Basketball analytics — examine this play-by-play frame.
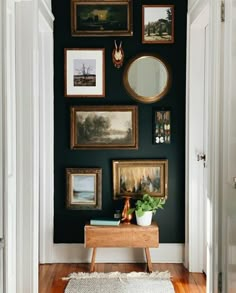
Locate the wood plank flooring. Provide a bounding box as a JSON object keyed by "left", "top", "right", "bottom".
{"left": 39, "top": 263, "right": 206, "bottom": 293}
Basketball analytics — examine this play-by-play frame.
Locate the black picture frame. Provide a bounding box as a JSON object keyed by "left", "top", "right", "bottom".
{"left": 153, "top": 109, "right": 171, "bottom": 144}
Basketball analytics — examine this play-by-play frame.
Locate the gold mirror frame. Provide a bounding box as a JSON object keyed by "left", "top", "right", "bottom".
{"left": 123, "top": 53, "right": 171, "bottom": 103}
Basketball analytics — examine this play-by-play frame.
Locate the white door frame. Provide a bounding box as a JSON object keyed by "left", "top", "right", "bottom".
{"left": 15, "top": 1, "right": 54, "bottom": 291}
{"left": 1, "top": 0, "right": 17, "bottom": 292}
{"left": 185, "top": 1, "right": 209, "bottom": 273}
{"left": 0, "top": 0, "right": 4, "bottom": 291}
{"left": 1, "top": 0, "right": 54, "bottom": 292}
{"left": 220, "top": 0, "right": 236, "bottom": 290}
{"left": 186, "top": 0, "right": 222, "bottom": 291}
{"left": 38, "top": 1, "right": 54, "bottom": 265}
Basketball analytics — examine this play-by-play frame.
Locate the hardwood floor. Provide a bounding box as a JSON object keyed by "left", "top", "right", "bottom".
{"left": 39, "top": 263, "right": 206, "bottom": 293}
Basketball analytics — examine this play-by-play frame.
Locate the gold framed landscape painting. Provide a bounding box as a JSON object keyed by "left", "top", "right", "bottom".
{"left": 142, "top": 5, "right": 174, "bottom": 44}
{"left": 66, "top": 168, "right": 102, "bottom": 210}
{"left": 64, "top": 48, "right": 105, "bottom": 97}
{"left": 112, "top": 159, "right": 168, "bottom": 199}
{"left": 70, "top": 105, "right": 138, "bottom": 149}
{"left": 71, "top": 0, "right": 133, "bottom": 36}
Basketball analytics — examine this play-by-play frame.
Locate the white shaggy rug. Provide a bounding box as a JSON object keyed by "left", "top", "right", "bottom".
{"left": 63, "top": 271, "right": 175, "bottom": 293}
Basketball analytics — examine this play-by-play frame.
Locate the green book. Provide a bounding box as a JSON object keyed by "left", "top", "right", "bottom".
{"left": 90, "top": 218, "right": 120, "bottom": 226}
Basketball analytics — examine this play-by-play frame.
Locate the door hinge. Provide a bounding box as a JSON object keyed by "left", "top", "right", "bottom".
{"left": 221, "top": 1, "right": 225, "bottom": 22}
{"left": 218, "top": 272, "right": 222, "bottom": 292}
{"left": 0, "top": 238, "right": 4, "bottom": 249}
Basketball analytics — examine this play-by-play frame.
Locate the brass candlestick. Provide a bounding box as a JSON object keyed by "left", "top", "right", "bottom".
{"left": 121, "top": 195, "right": 133, "bottom": 224}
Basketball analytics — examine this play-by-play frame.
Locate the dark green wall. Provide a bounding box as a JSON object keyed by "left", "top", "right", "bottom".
{"left": 53, "top": 0, "right": 187, "bottom": 243}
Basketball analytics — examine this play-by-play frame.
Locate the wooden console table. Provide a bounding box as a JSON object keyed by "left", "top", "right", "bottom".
{"left": 84, "top": 222, "right": 159, "bottom": 272}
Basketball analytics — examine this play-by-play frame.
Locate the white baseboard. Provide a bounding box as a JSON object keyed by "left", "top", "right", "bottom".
{"left": 43, "top": 243, "right": 184, "bottom": 264}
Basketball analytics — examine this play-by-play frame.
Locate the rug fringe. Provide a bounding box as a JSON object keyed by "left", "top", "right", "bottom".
{"left": 62, "top": 271, "right": 172, "bottom": 281}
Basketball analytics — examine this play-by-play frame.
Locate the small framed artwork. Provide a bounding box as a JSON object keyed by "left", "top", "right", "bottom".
{"left": 66, "top": 168, "right": 102, "bottom": 210}
{"left": 153, "top": 110, "right": 171, "bottom": 144}
{"left": 71, "top": 0, "right": 133, "bottom": 37}
{"left": 64, "top": 48, "right": 105, "bottom": 97}
{"left": 112, "top": 159, "right": 168, "bottom": 199}
{"left": 70, "top": 105, "right": 138, "bottom": 149}
{"left": 142, "top": 5, "right": 174, "bottom": 44}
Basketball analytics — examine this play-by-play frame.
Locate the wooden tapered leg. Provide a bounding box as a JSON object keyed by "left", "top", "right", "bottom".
{"left": 144, "top": 248, "right": 153, "bottom": 272}
{"left": 90, "top": 248, "right": 97, "bottom": 273}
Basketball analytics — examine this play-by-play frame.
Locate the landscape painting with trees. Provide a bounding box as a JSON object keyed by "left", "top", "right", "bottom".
{"left": 70, "top": 106, "right": 138, "bottom": 149}
{"left": 142, "top": 5, "right": 174, "bottom": 44}
{"left": 112, "top": 159, "right": 168, "bottom": 199}
{"left": 71, "top": 0, "right": 133, "bottom": 36}
{"left": 73, "top": 59, "right": 96, "bottom": 86}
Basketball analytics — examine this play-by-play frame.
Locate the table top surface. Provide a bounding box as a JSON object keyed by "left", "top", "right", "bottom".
{"left": 85, "top": 221, "right": 158, "bottom": 230}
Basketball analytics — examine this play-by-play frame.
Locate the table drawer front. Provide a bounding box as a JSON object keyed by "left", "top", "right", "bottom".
{"left": 85, "top": 227, "right": 159, "bottom": 248}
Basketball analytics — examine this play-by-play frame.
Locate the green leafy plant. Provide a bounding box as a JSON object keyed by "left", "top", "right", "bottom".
{"left": 128, "top": 193, "right": 165, "bottom": 217}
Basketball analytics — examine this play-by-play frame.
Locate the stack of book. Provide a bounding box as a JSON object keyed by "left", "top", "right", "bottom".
{"left": 90, "top": 217, "right": 120, "bottom": 226}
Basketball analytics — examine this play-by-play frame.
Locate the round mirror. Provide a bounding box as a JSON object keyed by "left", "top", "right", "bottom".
{"left": 123, "top": 53, "right": 171, "bottom": 103}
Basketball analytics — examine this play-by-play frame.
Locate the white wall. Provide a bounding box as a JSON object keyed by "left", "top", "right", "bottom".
{"left": 188, "top": 0, "right": 208, "bottom": 13}
{"left": 2, "top": 0, "right": 53, "bottom": 292}
{"left": 41, "top": 0, "right": 51, "bottom": 10}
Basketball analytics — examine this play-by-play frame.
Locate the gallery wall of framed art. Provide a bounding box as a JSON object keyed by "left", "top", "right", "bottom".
{"left": 52, "top": 0, "right": 188, "bottom": 244}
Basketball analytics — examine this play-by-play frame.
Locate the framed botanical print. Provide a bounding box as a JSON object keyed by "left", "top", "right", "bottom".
{"left": 153, "top": 110, "right": 171, "bottom": 144}
{"left": 64, "top": 48, "right": 105, "bottom": 97}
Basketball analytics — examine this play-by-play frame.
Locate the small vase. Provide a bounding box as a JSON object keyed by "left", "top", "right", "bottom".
{"left": 135, "top": 211, "right": 153, "bottom": 226}
{"left": 121, "top": 196, "right": 133, "bottom": 224}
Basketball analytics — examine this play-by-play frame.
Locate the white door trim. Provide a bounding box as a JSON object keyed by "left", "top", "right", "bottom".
{"left": 0, "top": 0, "right": 4, "bottom": 291}
{"left": 186, "top": 1, "right": 222, "bottom": 291}
{"left": 2, "top": 0, "right": 17, "bottom": 292}
{"left": 38, "top": 6, "right": 54, "bottom": 264}
{"left": 207, "top": 0, "right": 222, "bottom": 291}
{"left": 13, "top": 0, "right": 53, "bottom": 292}
{"left": 15, "top": 2, "right": 40, "bottom": 292}
{"left": 185, "top": 2, "right": 209, "bottom": 272}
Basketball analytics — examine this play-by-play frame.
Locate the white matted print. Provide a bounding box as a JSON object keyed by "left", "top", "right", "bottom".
{"left": 64, "top": 48, "right": 105, "bottom": 97}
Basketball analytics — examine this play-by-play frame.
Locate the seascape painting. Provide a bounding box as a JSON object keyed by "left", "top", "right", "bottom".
{"left": 72, "top": 174, "right": 96, "bottom": 204}
{"left": 66, "top": 168, "right": 102, "bottom": 210}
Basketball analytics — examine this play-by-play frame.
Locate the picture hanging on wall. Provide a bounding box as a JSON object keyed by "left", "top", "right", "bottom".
{"left": 112, "top": 159, "right": 168, "bottom": 199}
{"left": 142, "top": 5, "right": 174, "bottom": 44}
{"left": 153, "top": 110, "right": 171, "bottom": 144}
{"left": 64, "top": 48, "right": 105, "bottom": 97}
{"left": 70, "top": 105, "right": 138, "bottom": 149}
{"left": 66, "top": 168, "right": 102, "bottom": 210}
{"left": 71, "top": 0, "right": 133, "bottom": 36}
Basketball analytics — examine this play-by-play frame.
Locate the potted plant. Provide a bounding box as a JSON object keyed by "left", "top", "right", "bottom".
{"left": 128, "top": 194, "right": 165, "bottom": 226}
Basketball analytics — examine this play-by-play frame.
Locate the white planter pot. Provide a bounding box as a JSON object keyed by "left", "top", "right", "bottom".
{"left": 135, "top": 211, "right": 153, "bottom": 226}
